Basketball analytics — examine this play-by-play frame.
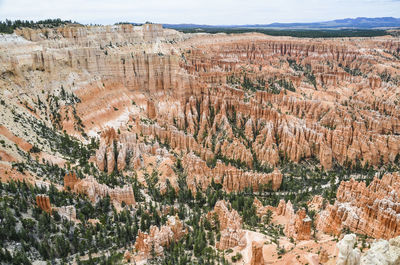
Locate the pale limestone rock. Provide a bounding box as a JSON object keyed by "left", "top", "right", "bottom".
{"left": 360, "top": 236, "right": 400, "bottom": 265}
{"left": 336, "top": 234, "right": 361, "bottom": 265}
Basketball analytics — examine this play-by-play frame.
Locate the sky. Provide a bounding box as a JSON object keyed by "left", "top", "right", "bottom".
{"left": 0, "top": 0, "right": 399, "bottom": 25}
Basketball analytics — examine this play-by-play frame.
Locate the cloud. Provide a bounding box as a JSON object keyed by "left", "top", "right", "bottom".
{"left": 0, "top": 0, "right": 399, "bottom": 24}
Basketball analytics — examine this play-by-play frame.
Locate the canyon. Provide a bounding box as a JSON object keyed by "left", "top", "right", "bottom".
{"left": 0, "top": 22, "right": 399, "bottom": 264}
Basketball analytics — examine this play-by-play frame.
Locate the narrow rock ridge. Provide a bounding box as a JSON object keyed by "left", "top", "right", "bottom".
{"left": 64, "top": 172, "right": 135, "bottom": 205}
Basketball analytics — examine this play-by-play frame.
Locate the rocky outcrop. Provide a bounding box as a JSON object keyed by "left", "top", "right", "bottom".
{"left": 317, "top": 172, "right": 400, "bottom": 239}
{"left": 207, "top": 200, "right": 246, "bottom": 250}
{"left": 276, "top": 199, "right": 292, "bottom": 216}
{"left": 95, "top": 128, "right": 171, "bottom": 173}
{"left": 223, "top": 167, "right": 282, "bottom": 193}
{"left": 361, "top": 236, "right": 400, "bottom": 265}
{"left": 124, "top": 250, "right": 132, "bottom": 263}
{"left": 284, "top": 207, "right": 312, "bottom": 240}
{"left": 253, "top": 198, "right": 275, "bottom": 217}
{"left": 207, "top": 200, "right": 242, "bottom": 231}
{"left": 56, "top": 205, "right": 77, "bottom": 220}
{"left": 259, "top": 199, "right": 312, "bottom": 240}
{"left": 250, "top": 241, "right": 265, "bottom": 265}
{"left": 183, "top": 153, "right": 282, "bottom": 193}
{"left": 14, "top": 23, "right": 183, "bottom": 44}
{"left": 319, "top": 249, "right": 329, "bottom": 264}
{"left": 335, "top": 234, "right": 400, "bottom": 265}
{"left": 134, "top": 215, "right": 186, "bottom": 256}
{"left": 336, "top": 234, "right": 361, "bottom": 265}
{"left": 308, "top": 195, "right": 325, "bottom": 212}
{"left": 1, "top": 21, "right": 400, "bottom": 265}
{"left": 36, "top": 194, "right": 52, "bottom": 213}
{"left": 36, "top": 194, "right": 77, "bottom": 220}
{"left": 64, "top": 172, "right": 135, "bottom": 205}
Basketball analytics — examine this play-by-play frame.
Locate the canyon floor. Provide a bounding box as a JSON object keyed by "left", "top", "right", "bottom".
{"left": 0, "top": 23, "right": 400, "bottom": 265}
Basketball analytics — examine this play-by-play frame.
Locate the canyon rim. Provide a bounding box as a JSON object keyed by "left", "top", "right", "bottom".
{"left": 0, "top": 15, "right": 399, "bottom": 265}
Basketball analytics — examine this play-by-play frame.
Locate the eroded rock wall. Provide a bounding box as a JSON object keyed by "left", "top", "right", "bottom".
{"left": 64, "top": 172, "right": 135, "bottom": 205}
{"left": 318, "top": 173, "right": 400, "bottom": 239}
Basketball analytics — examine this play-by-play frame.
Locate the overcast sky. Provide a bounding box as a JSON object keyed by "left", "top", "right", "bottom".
{"left": 0, "top": 0, "right": 399, "bottom": 25}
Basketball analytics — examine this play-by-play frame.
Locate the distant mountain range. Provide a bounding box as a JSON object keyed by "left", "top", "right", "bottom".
{"left": 163, "top": 17, "right": 400, "bottom": 30}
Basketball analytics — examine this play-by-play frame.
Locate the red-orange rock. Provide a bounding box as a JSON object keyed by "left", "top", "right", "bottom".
{"left": 207, "top": 200, "right": 246, "bottom": 250}
{"left": 183, "top": 153, "right": 282, "bottom": 193}
{"left": 253, "top": 197, "right": 276, "bottom": 218}
{"left": 147, "top": 100, "right": 157, "bottom": 119}
{"left": 36, "top": 194, "right": 52, "bottom": 213}
{"left": 64, "top": 172, "right": 135, "bottom": 205}
{"left": 134, "top": 215, "right": 187, "bottom": 257}
{"left": 317, "top": 172, "right": 400, "bottom": 239}
{"left": 285, "top": 208, "right": 312, "bottom": 240}
{"left": 308, "top": 195, "right": 325, "bottom": 212}
{"left": 250, "top": 241, "right": 265, "bottom": 265}
{"left": 2, "top": 24, "right": 399, "bottom": 182}
{"left": 319, "top": 249, "right": 329, "bottom": 264}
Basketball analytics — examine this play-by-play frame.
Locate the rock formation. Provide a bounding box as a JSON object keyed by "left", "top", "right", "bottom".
{"left": 124, "top": 250, "right": 132, "bottom": 263}
{"left": 319, "top": 249, "right": 329, "bottom": 264}
{"left": 335, "top": 234, "right": 400, "bottom": 265}
{"left": 255, "top": 198, "right": 312, "bottom": 240}
{"left": 95, "top": 128, "right": 167, "bottom": 173}
{"left": 134, "top": 215, "right": 186, "bottom": 256}
{"left": 253, "top": 197, "right": 276, "bottom": 217}
{"left": 361, "top": 236, "right": 400, "bottom": 265}
{"left": 183, "top": 153, "right": 282, "bottom": 193}
{"left": 317, "top": 173, "right": 400, "bottom": 239}
{"left": 36, "top": 194, "right": 77, "bottom": 221}
{"left": 285, "top": 208, "right": 312, "bottom": 240}
{"left": 207, "top": 200, "right": 246, "bottom": 250}
{"left": 276, "top": 199, "right": 292, "bottom": 216}
{"left": 36, "top": 194, "right": 52, "bottom": 213}
{"left": 1, "top": 24, "right": 399, "bottom": 205}
{"left": 64, "top": 172, "right": 135, "bottom": 205}
{"left": 336, "top": 234, "right": 361, "bottom": 265}
{"left": 250, "top": 241, "right": 265, "bottom": 265}
{"left": 308, "top": 195, "right": 325, "bottom": 212}
{"left": 56, "top": 205, "right": 77, "bottom": 220}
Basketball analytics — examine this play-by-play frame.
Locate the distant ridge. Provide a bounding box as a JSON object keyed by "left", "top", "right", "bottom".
{"left": 163, "top": 17, "right": 400, "bottom": 29}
